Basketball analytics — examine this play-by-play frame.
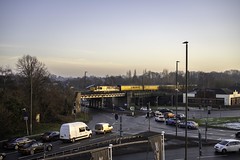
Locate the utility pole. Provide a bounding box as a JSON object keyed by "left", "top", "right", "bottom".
{"left": 183, "top": 41, "right": 188, "bottom": 160}
{"left": 175, "top": 60, "right": 179, "bottom": 137}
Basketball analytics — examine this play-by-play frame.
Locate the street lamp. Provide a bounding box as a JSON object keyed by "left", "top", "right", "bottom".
{"left": 30, "top": 64, "right": 33, "bottom": 135}
{"left": 183, "top": 41, "right": 188, "bottom": 160}
{"left": 84, "top": 71, "right": 87, "bottom": 90}
{"left": 175, "top": 60, "right": 180, "bottom": 137}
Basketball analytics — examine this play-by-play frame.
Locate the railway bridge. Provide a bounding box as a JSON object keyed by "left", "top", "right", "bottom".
{"left": 74, "top": 90, "right": 180, "bottom": 113}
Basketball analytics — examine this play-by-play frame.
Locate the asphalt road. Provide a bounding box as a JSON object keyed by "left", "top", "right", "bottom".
{"left": 114, "top": 145, "right": 240, "bottom": 160}
{"left": 1, "top": 107, "right": 239, "bottom": 160}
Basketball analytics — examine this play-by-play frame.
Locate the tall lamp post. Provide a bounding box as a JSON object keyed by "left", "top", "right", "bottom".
{"left": 175, "top": 60, "right": 179, "bottom": 137}
{"left": 84, "top": 71, "right": 87, "bottom": 90}
{"left": 183, "top": 41, "right": 188, "bottom": 160}
{"left": 30, "top": 64, "right": 33, "bottom": 135}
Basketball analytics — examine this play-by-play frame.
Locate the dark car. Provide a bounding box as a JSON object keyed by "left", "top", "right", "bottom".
{"left": 158, "top": 108, "right": 173, "bottom": 113}
{"left": 18, "top": 141, "right": 52, "bottom": 155}
{"left": 145, "top": 111, "right": 155, "bottom": 118}
{"left": 0, "top": 153, "right": 6, "bottom": 160}
{"left": 165, "top": 118, "right": 180, "bottom": 126}
{"left": 3, "top": 137, "right": 33, "bottom": 150}
{"left": 236, "top": 131, "right": 240, "bottom": 138}
{"left": 114, "top": 106, "right": 125, "bottom": 111}
{"left": 41, "top": 131, "right": 60, "bottom": 142}
{"left": 176, "top": 113, "right": 186, "bottom": 120}
{"left": 178, "top": 121, "right": 199, "bottom": 129}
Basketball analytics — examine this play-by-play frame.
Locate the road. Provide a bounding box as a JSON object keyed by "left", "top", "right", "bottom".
{"left": 114, "top": 145, "right": 240, "bottom": 160}
{"left": 1, "top": 107, "right": 239, "bottom": 160}
{"left": 87, "top": 108, "right": 238, "bottom": 141}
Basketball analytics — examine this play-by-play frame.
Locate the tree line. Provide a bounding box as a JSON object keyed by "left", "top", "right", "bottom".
{"left": 0, "top": 55, "right": 239, "bottom": 139}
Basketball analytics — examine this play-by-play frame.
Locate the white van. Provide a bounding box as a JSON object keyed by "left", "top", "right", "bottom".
{"left": 60, "top": 122, "right": 92, "bottom": 142}
{"left": 95, "top": 123, "right": 113, "bottom": 134}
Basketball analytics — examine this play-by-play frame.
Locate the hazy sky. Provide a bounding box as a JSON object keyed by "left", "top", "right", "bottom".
{"left": 0, "top": 0, "right": 239, "bottom": 77}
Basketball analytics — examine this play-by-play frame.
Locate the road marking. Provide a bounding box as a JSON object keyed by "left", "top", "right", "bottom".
{"left": 60, "top": 136, "right": 106, "bottom": 149}
{"left": 196, "top": 155, "right": 228, "bottom": 159}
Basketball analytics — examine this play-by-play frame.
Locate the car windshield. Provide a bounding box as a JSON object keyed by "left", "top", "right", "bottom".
{"left": 8, "top": 137, "right": 18, "bottom": 142}
{"left": 95, "top": 124, "right": 103, "bottom": 130}
{"left": 219, "top": 141, "right": 228, "bottom": 145}
{"left": 43, "top": 132, "right": 51, "bottom": 136}
{"left": 23, "top": 142, "right": 34, "bottom": 148}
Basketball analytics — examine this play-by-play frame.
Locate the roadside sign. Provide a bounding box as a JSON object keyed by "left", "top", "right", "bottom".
{"left": 130, "top": 106, "right": 135, "bottom": 111}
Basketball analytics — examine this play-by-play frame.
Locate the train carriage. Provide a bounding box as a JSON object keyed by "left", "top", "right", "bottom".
{"left": 120, "top": 85, "right": 144, "bottom": 91}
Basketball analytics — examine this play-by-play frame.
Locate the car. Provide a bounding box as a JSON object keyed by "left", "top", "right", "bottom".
{"left": 176, "top": 113, "right": 185, "bottom": 120}
{"left": 18, "top": 141, "right": 52, "bottom": 155}
{"left": 3, "top": 137, "right": 33, "bottom": 150}
{"left": 236, "top": 131, "right": 240, "bottom": 138}
{"left": 214, "top": 139, "right": 240, "bottom": 154}
{"left": 41, "top": 131, "right": 60, "bottom": 142}
{"left": 158, "top": 108, "right": 173, "bottom": 113}
{"left": 140, "top": 107, "right": 151, "bottom": 111}
{"left": 95, "top": 123, "right": 113, "bottom": 134}
{"left": 145, "top": 111, "right": 155, "bottom": 118}
{"left": 155, "top": 115, "right": 165, "bottom": 122}
{"left": 163, "top": 112, "right": 175, "bottom": 118}
{"left": 114, "top": 106, "right": 125, "bottom": 111}
{"left": 165, "top": 118, "right": 180, "bottom": 125}
{"left": 154, "top": 111, "right": 162, "bottom": 117}
{"left": 0, "top": 153, "right": 6, "bottom": 160}
{"left": 178, "top": 121, "right": 199, "bottom": 129}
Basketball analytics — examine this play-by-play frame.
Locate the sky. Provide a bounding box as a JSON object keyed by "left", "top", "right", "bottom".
{"left": 0, "top": 0, "right": 240, "bottom": 77}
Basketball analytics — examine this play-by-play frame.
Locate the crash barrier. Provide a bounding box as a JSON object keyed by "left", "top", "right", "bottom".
{"left": 17, "top": 135, "right": 145, "bottom": 160}
{"left": 17, "top": 132, "right": 219, "bottom": 160}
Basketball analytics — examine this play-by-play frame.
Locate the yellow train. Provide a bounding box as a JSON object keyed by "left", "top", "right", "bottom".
{"left": 90, "top": 85, "right": 160, "bottom": 92}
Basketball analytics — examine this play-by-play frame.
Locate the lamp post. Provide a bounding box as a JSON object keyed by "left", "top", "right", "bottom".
{"left": 30, "top": 64, "right": 33, "bottom": 135}
{"left": 175, "top": 60, "right": 179, "bottom": 137}
{"left": 183, "top": 41, "right": 188, "bottom": 160}
{"left": 84, "top": 71, "right": 87, "bottom": 90}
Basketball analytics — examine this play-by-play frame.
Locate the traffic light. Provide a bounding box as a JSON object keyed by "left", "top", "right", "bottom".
{"left": 208, "top": 110, "right": 211, "bottom": 114}
{"left": 115, "top": 114, "right": 118, "bottom": 120}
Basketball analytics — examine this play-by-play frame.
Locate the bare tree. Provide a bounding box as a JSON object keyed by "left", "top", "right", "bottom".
{"left": 16, "top": 55, "right": 49, "bottom": 134}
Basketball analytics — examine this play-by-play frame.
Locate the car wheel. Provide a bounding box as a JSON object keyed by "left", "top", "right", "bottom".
{"left": 222, "top": 149, "right": 227, "bottom": 154}
{"left": 14, "top": 145, "right": 18, "bottom": 150}
{"left": 89, "top": 134, "right": 92, "bottom": 138}
{"left": 47, "top": 145, "right": 52, "bottom": 151}
{"left": 236, "top": 133, "right": 240, "bottom": 138}
{"left": 30, "top": 150, "right": 34, "bottom": 155}
{"left": 72, "top": 138, "right": 75, "bottom": 143}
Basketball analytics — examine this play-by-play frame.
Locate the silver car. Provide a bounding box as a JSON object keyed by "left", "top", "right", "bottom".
{"left": 214, "top": 139, "right": 240, "bottom": 153}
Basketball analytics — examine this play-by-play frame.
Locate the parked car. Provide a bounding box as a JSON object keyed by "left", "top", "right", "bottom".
{"left": 214, "top": 139, "right": 240, "bottom": 154}
{"left": 155, "top": 115, "right": 165, "bottom": 122}
{"left": 3, "top": 137, "right": 33, "bottom": 150}
{"left": 18, "top": 141, "right": 52, "bottom": 155}
{"left": 165, "top": 118, "right": 180, "bottom": 125}
{"left": 154, "top": 111, "right": 162, "bottom": 117}
{"left": 158, "top": 108, "right": 173, "bottom": 113}
{"left": 176, "top": 113, "right": 185, "bottom": 120}
{"left": 140, "top": 107, "right": 151, "bottom": 111}
{"left": 236, "top": 131, "right": 240, "bottom": 138}
{"left": 178, "top": 121, "right": 199, "bottom": 129}
{"left": 41, "top": 131, "right": 60, "bottom": 142}
{"left": 95, "top": 123, "right": 113, "bottom": 134}
{"left": 114, "top": 106, "right": 125, "bottom": 111}
{"left": 0, "top": 153, "right": 6, "bottom": 160}
{"left": 145, "top": 111, "right": 155, "bottom": 118}
{"left": 164, "top": 112, "right": 175, "bottom": 118}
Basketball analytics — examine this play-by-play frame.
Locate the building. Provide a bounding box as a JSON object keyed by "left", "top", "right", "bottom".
{"left": 183, "top": 88, "right": 240, "bottom": 107}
